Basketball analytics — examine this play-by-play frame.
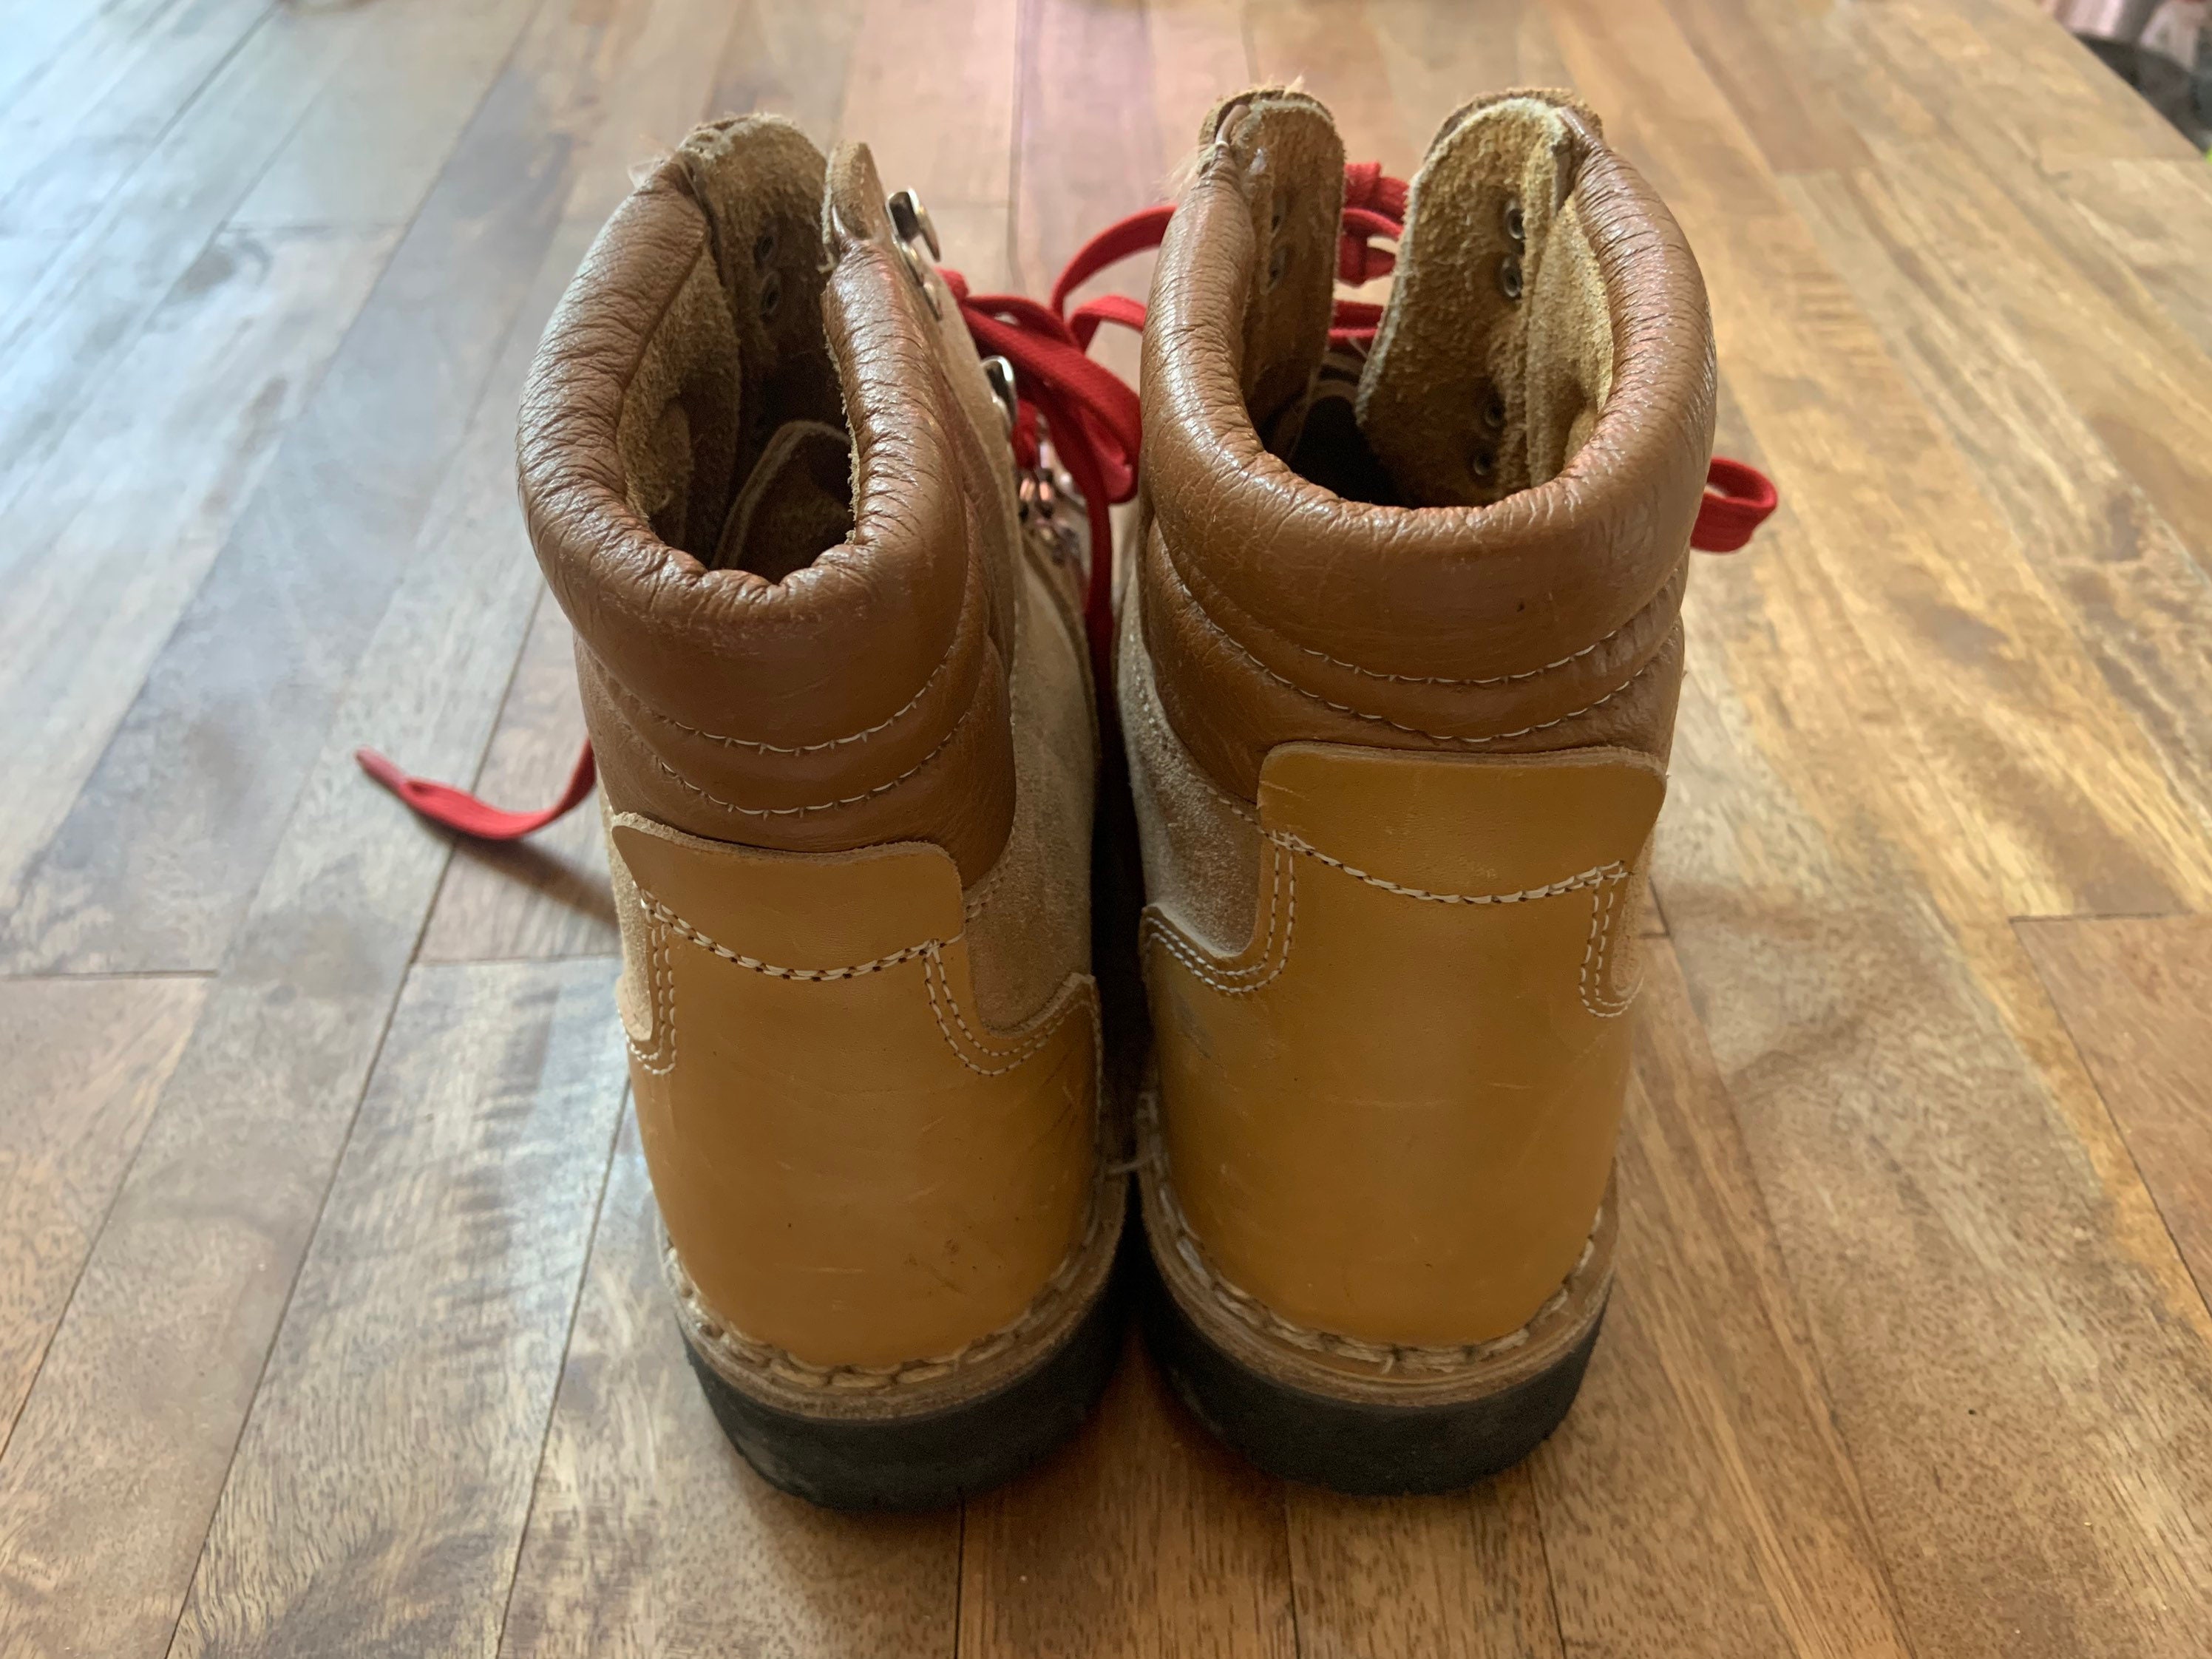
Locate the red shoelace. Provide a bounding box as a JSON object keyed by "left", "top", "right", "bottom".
{"left": 361, "top": 168, "right": 1777, "bottom": 839}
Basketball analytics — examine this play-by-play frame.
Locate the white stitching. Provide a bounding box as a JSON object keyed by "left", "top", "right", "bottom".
{"left": 1580, "top": 878, "right": 1640, "bottom": 1018}
{"left": 1140, "top": 842, "right": 1295, "bottom": 996}
{"left": 1143, "top": 1088, "right": 1606, "bottom": 1375}
{"left": 626, "top": 919, "right": 678, "bottom": 1075}
{"left": 640, "top": 890, "right": 949, "bottom": 980}
{"left": 608, "top": 648, "right": 951, "bottom": 754}
{"left": 669, "top": 1176, "right": 1110, "bottom": 1391}
{"left": 1173, "top": 562, "right": 1658, "bottom": 744}
{"left": 1295, "top": 622, "right": 1616, "bottom": 686}
{"left": 650, "top": 716, "right": 962, "bottom": 818}
{"left": 1280, "top": 838, "right": 1628, "bottom": 906}
{"left": 921, "top": 949, "right": 1085, "bottom": 1077}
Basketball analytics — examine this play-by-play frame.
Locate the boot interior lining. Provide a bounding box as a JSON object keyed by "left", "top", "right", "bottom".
{"left": 613, "top": 118, "right": 853, "bottom": 578}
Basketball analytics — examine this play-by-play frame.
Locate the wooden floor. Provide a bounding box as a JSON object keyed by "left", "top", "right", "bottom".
{"left": 4, "top": 0, "right": 2212, "bottom": 1652}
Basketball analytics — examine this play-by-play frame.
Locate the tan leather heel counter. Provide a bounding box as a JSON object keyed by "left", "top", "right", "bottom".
{"left": 610, "top": 813, "right": 1099, "bottom": 1371}
{"left": 1143, "top": 744, "right": 1663, "bottom": 1349}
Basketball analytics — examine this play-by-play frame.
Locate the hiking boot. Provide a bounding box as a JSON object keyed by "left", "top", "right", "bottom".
{"left": 515, "top": 117, "right": 1122, "bottom": 1509}
{"left": 1122, "top": 88, "right": 1727, "bottom": 1493}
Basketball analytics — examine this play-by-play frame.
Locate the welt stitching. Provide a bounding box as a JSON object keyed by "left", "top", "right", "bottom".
{"left": 670, "top": 1172, "right": 1110, "bottom": 1391}
{"left": 607, "top": 648, "right": 952, "bottom": 754}
{"left": 651, "top": 714, "right": 962, "bottom": 818}
{"left": 1580, "top": 879, "right": 1640, "bottom": 1018}
{"left": 1141, "top": 1090, "right": 1606, "bottom": 1374}
{"left": 1175, "top": 560, "right": 1659, "bottom": 744}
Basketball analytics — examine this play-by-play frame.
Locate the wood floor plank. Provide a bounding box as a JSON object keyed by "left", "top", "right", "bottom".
{"left": 416, "top": 594, "right": 619, "bottom": 965}
{"left": 704, "top": 0, "right": 867, "bottom": 137}
{"left": 1544, "top": 0, "right": 2212, "bottom": 926}
{"left": 2048, "top": 158, "right": 2212, "bottom": 366}
{"left": 0, "top": 7, "right": 754, "bottom": 1647}
{"left": 1777, "top": 159, "right": 2212, "bottom": 910}
{"left": 1530, "top": 942, "right": 1912, "bottom": 1659}
{"left": 2018, "top": 917, "right": 2212, "bottom": 1306}
{"left": 1286, "top": 1471, "right": 1561, "bottom": 1659}
{"left": 0, "top": 0, "right": 610, "bottom": 976}
{"left": 958, "top": 1332, "right": 1297, "bottom": 1659}
{"left": 1244, "top": 0, "right": 1421, "bottom": 177}
{"left": 0, "top": 1, "right": 364, "bottom": 500}
{"left": 841, "top": 0, "right": 1018, "bottom": 210}
{"left": 0, "top": 0, "right": 275, "bottom": 240}
{"left": 1655, "top": 0, "right": 1876, "bottom": 177}
{"left": 1361, "top": 0, "right": 1575, "bottom": 145}
{"left": 164, "top": 957, "right": 628, "bottom": 1659}
{"left": 0, "top": 222, "right": 400, "bottom": 906}
{"left": 500, "top": 1115, "right": 962, "bottom": 1659}
{"left": 0, "top": 974, "right": 208, "bottom": 1449}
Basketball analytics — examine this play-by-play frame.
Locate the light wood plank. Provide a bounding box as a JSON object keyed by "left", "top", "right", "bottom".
{"left": 0, "top": 0, "right": 629, "bottom": 976}
{"left": 958, "top": 1332, "right": 1298, "bottom": 1659}
{"left": 842, "top": 0, "right": 1018, "bottom": 209}
{"left": 705, "top": 0, "right": 867, "bottom": 138}
{"left": 2018, "top": 917, "right": 2212, "bottom": 1305}
{"left": 417, "top": 594, "right": 619, "bottom": 964}
{"left": 1530, "top": 941, "right": 1911, "bottom": 1659}
{"left": 0, "top": 7, "right": 756, "bottom": 1649}
{"left": 500, "top": 1114, "right": 962, "bottom": 1659}
{"left": 0, "top": 974, "right": 207, "bottom": 1447}
{"left": 166, "top": 957, "right": 628, "bottom": 1658}
{"left": 0, "top": 0, "right": 274, "bottom": 240}
{"left": 0, "top": 223, "right": 399, "bottom": 904}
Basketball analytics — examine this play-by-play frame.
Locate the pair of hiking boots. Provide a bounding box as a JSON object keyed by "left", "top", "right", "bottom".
{"left": 370, "top": 86, "right": 1771, "bottom": 1507}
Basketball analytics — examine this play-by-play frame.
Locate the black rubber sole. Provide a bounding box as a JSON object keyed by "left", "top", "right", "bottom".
{"left": 682, "top": 1263, "right": 1124, "bottom": 1510}
{"left": 1141, "top": 1251, "right": 1605, "bottom": 1496}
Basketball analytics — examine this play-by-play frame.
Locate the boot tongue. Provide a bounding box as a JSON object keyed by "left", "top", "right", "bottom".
{"left": 711, "top": 419, "right": 854, "bottom": 580}
{"left": 1354, "top": 95, "right": 1615, "bottom": 509}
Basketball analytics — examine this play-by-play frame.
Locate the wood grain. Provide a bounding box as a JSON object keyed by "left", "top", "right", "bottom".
{"left": 501, "top": 1115, "right": 962, "bottom": 1659}
{"left": 417, "top": 594, "right": 620, "bottom": 965}
{"left": 2019, "top": 917, "right": 2212, "bottom": 1306}
{"left": 959, "top": 1331, "right": 1298, "bottom": 1659}
{"left": 167, "top": 957, "right": 629, "bottom": 1659}
{"left": 0, "top": 974, "right": 206, "bottom": 1446}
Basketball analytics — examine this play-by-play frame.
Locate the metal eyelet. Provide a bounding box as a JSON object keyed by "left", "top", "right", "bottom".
{"left": 886, "top": 189, "right": 940, "bottom": 259}
{"left": 1470, "top": 444, "right": 1497, "bottom": 480}
{"left": 760, "top": 269, "right": 782, "bottom": 319}
{"left": 1482, "top": 390, "right": 1507, "bottom": 432}
{"left": 753, "top": 225, "right": 777, "bottom": 267}
{"left": 886, "top": 187, "right": 943, "bottom": 316}
{"left": 1504, "top": 200, "right": 1524, "bottom": 242}
{"left": 1267, "top": 241, "right": 1292, "bottom": 290}
{"left": 1499, "top": 254, "right": 1523, "bottom": 301}
{"left": 981, "top": 355, "right": 1019, "bottom": 435}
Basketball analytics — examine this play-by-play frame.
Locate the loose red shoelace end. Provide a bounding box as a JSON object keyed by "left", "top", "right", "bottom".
{"left": 1691, "top": 456, "right": 1778, "bottom": 553}
{"left": 355, "top": 742, "right": 597, "bottom": 841}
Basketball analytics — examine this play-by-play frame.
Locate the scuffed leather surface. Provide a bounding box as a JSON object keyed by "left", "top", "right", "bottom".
{"left": 1145, "top": 745, "right": 1664, "bottom": 1348}
{"left": 519, "top": 120, "right": 1018, "bottom": 881}
{"left": 613, "top": 814, "right": 1098, "bottom": 1370}
{"left": 1137, "top": 89, "right": 1716, "bottom": 797}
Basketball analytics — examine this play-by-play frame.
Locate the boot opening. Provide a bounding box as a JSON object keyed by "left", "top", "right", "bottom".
{"left": 609, "top": 118, "right": 854, "bottom": 580}
{"left": 1274, "top": 96, "right": 1619, "bottom": 512}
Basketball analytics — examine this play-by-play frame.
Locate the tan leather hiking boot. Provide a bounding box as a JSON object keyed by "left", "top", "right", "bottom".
{"left": 1122, "top": 89, "right": 1726, "bottom": 1492}
{"left": 516, "top": 117, "right": 1122, "bottom": 1507}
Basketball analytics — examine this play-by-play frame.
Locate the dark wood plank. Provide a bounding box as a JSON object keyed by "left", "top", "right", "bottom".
{"left": 0, "top": 222, "right": 398, "bottom": 903}
{"left": 2018, "top": 917, "right": 2212, "bottom": 1306}
{"left": 164, "top": 957, "right": 628, "bottom": 1658}
{"left": 417, "top": 594, "right": 617, "bottom": 964}
{"left": 958, "top": 1334, "right": 1298, "bottom": 1659}
{"left": 500, "top": 1115, "right": 962, "bottom": 1659}
{"left": 0, "top": 974, "right": 207, "bottom": 1447}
